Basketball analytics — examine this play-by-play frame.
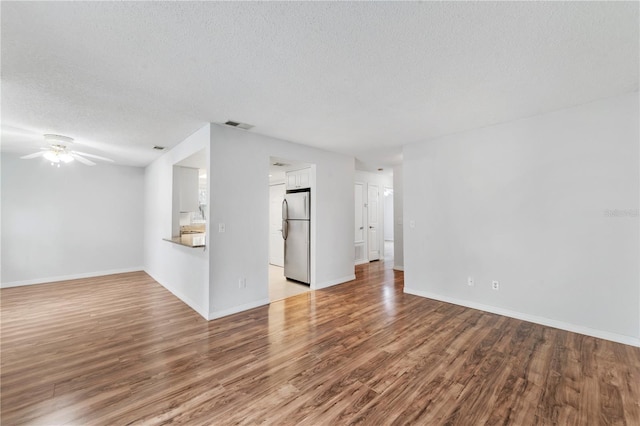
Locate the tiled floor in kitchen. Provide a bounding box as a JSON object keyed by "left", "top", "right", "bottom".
{"left": 269, "top": 241, "right": 393, "bottom": 302}
{"left": 268, "top": 264, "right": 310, "bottom": 302}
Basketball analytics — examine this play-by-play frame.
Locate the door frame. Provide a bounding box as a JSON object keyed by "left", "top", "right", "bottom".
{"left": 353, "top": 181, "right": 386, "bottom": 264}
{"left": 267, "top": 157, "right": 318, "bottom": 289}
{"left": 383, "top": 186, "right": 394, "bottom": 260}
{"left": 268, "top": 183, "right": 285, "bottom": 267}
{"left": 367, "top": 183, "right": 380, "bottom": 261}
{"left": 354, "top": 182, "right": 368, "bottom": 265}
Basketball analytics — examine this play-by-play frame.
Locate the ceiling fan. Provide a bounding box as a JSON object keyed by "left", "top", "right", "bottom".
{"left": 20, "top": 134, "right": 114, "bottom": 167}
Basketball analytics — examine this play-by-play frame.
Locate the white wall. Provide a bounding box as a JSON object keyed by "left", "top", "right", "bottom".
{"left": 354, "top": 170, "right": 392, "bottom": 189}
{"left": 404, "top": 92, "right": 639, "bottom": 346}
{"left": 393, "top": 164, "right": 404, "bottom": 271}
{"left": 208, "top": 123, "right": 355, "bottom": 318}
{"left": 1, "top": 152, "right": 144, "bottom": 287}
{"left": 383, "top": 189, "right": 394, "bottom": 241}
{"left": 144, "top": 125, "right": 210, "bottom": 318}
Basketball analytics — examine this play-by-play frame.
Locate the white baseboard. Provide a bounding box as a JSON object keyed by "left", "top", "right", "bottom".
{"left": 1, "top": 267, "right": 144, "bottom": 289}
{"left": 144, "top": 270, "right": 209, "bottom": 320}
{"left": 355, "top": 260, "right": 369, "bottom": 266}
{"left": 314, "top": 274, "right": 356, "bottom": 290}
{"left": 393, "top": 265, "right": 404, "bottom": 271}
{"left": 404, "top": 287, "right": 640, "bottom": 348}
{"left": 209, "top": 298, "right": 270, "bottom": 320}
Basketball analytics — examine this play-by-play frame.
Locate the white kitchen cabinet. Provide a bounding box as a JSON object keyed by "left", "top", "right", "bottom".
{"left": 286, "top": 168, "right": 311, "bottom": 190}
{"left": 177, "top": 166, "right": 200, "bottom": 212}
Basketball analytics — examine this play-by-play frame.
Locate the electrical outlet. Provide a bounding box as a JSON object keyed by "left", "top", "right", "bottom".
{"left": 218, "top": 223, "right": 225, "bottom": 233}
{"left": 409, "top": 220, "right": 416, "bottom": 229}
{"left": 238, "top": 278, "right": 246, "bottom": 289}
{"left": 492, "top": 280, "right": 499, "bottom": 290}
{"left": 468, "top": 276, "right": 474, "bottom": 287}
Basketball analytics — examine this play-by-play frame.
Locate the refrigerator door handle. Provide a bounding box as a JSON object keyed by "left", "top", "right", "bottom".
{"left": 304, "top": 195, "right": 307, "bottom": 218}
{"left": 282, "top": 199, "right": 289, "bottom": 240}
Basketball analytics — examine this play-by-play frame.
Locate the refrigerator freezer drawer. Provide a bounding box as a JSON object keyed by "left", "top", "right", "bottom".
{"left": 284, "top": 220, "right": 310, "bottom": 284}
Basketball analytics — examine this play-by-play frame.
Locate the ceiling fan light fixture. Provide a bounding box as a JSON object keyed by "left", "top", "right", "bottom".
{"left": 42, "top": 148, "right": 74, "bottom": 165}
{"left": 43, "top": 151, "right": 60, "bottom": 163}
{"left": 59, "top": 153, "right": 74, "bottom": 163}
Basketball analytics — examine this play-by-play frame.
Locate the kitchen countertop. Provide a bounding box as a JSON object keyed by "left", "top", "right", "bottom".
{"left": 163, "top": 235, "right": 206, "bottom": 248}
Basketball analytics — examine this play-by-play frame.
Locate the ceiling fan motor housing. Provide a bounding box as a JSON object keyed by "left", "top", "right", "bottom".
{"left": 44, "top": 134, "right": 74, "bottom": 146}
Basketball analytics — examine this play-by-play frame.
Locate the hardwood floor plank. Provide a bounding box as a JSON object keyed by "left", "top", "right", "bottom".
{"left": 1, "top": 263, "right": 639, "bottom": 425}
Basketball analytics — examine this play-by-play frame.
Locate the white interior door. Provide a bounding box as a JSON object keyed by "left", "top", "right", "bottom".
{"left": 269, "top": 184, "right": 285, "bottom": 267}
{"left": 354, "top": 183, "right": 366, "bottom": 264}
{"left": 355, "top": 183, "right": 365, "bottom": 243}
{"left": 367, "top": 184, "right": 380, "bottom": 261}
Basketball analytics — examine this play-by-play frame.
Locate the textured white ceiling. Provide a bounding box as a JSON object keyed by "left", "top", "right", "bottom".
{"left": 1, "top": 2, "right": 638, "bottom": 167}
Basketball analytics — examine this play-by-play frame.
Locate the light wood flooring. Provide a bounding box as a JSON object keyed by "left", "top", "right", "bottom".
{"left": 1, "top": 261, "right": 639, "bottom": 425}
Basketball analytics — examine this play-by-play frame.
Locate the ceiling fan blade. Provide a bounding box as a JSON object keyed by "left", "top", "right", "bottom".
{"left": 71, "top": 150, "right": 114, "bottom": 162}
{"left": 2, "top": 125, "right": 42, "bottom": 138}
{"left": 71, "top": 153, "right": 96, "bottom": 166}
{"left": 20, "top": 151, "right": 46, "bottom": 159}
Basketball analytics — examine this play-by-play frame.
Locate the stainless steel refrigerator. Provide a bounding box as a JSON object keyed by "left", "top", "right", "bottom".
{"left": 282, "top": 190, "right": 310, "bottom": 284}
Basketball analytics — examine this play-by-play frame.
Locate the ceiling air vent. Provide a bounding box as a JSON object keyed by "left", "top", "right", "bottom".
{"left": 153, "top": 146, "right": 165, "bottom": 150}
{"left": 224, "top": 120, "right": 254, "bottom": 130}
{"left": 272, "top": 162, "right": 289, "bottom": 167}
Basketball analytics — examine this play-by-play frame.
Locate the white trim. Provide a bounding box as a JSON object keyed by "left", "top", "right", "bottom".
{"left": 209, "top": 298, "right": 270, "bottom": 320}
{"left": 313, "top": 274, "right": 356, "bottom": 290}
{"left": 355, "top": 260, "right": 369, "bottom": 266}
{"left": 393, "top": 265, "right": 404, "bottom": 271}
{"left": 0, "top": 267, "right": 144, "bottom": 288}
{"left": 145, "top": 271, "right": 209, "bottom": 320}
{"left": 404, "top": 287, "right": 640, "bottom": 348}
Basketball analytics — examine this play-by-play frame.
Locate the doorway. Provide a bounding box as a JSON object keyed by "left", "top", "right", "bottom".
{"left": 354, "top": 183, "right": 366, "bottom": 264}
{"left": 268, "top": 157, "right": 312, "bottom": 301}
{"left": 353, "top": 172, "right": 393, "bottom": 265}
{"left": 367, "top": 184, "right": 380, "bottom": 261}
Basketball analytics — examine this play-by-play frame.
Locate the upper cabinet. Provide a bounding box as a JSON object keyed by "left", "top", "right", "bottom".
{"left": 286, "top": 168, "right": 311, "bottom": 190}
{"left": 176, "top": 166, "right": 200, "bottom": 212}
